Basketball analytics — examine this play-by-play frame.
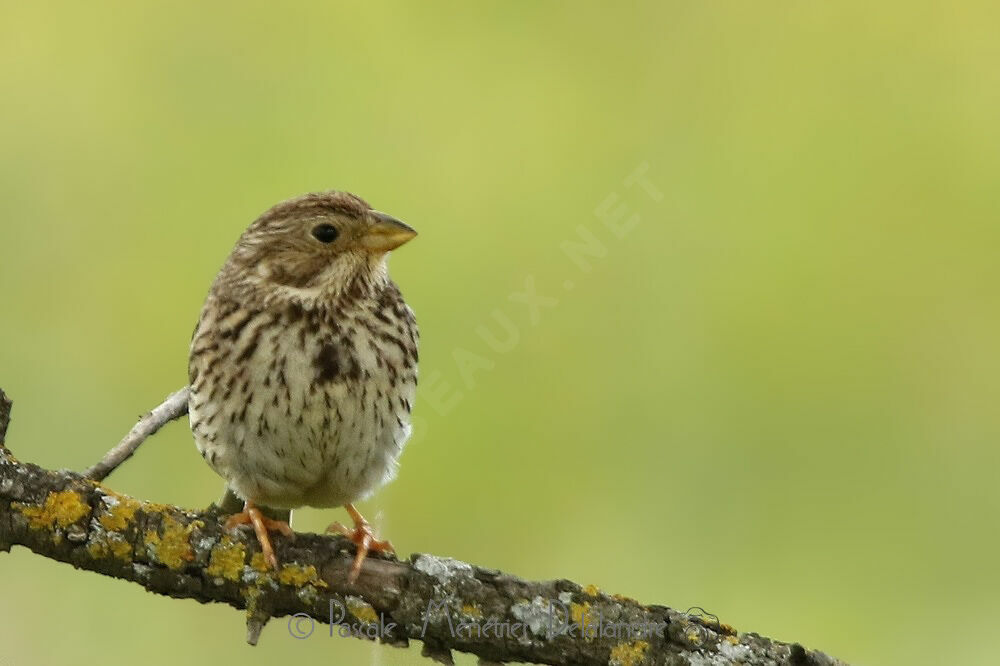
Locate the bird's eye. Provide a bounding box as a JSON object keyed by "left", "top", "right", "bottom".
{"left": 311, "top": 224, "right": 339, "bottom": 243}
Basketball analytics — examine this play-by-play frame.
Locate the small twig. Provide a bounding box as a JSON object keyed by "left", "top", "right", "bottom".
{"left": 83, "top": 386, "right": 190, "bottom": 481}
{"left": 0, "top": 387, "right": 11, "bottom": 448}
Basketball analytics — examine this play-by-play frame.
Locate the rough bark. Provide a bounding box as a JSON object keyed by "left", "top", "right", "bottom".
{"left": 0, "top": 387, "right": 847, "bottom": 665}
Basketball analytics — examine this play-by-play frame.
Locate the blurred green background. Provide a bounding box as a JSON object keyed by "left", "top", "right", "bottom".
{"left": 2, "top": 2, "right": 998, "bottom": 665}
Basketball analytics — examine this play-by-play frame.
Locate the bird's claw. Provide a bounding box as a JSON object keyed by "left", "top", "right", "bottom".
{"left": 326, "top": 508, "right": 394, "bottom": 584}
{"left": 225, "top": 501, "right": 294, "bottom": 570}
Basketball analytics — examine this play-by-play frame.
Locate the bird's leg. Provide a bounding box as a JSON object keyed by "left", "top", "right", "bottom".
{"left": 326, "top": 503, "right": 394, "bottom": 583}
{"left": 225, "top": 500, "right": 294, "bottom": 570}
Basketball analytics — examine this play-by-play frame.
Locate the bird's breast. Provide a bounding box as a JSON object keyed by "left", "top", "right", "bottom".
{"left": 188, "top": 292, "right": 418, "bottom": 508}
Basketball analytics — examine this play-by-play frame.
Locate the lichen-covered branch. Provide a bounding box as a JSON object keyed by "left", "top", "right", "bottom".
{"left": 0, "top": 388, "right": 847, "bottom": 666}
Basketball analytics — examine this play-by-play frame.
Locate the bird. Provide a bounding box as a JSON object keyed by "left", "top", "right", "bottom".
{"left": 187, "top": 190, "right": 419, "bottom": 582}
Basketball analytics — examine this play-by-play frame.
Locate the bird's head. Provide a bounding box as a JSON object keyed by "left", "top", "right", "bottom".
{"left": 221, "top": 191, "right": 416, "bottom": 303}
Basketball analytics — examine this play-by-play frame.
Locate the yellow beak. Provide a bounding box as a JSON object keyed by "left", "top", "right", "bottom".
{"left": 360, "top": 211, "right": 418, "bottom": 252}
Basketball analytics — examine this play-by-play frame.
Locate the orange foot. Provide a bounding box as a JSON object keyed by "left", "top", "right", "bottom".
{"left": 225, "top": 500, "right": 294, "bottom": 570}
{"left": 326, "top": 503, "right": 394, "bottom": 583}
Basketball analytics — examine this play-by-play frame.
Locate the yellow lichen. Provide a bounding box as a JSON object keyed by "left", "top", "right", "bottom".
{"left": 87, "top": 534, "right": 133, "bottom": 562}
{"left": 15, "top": 490, "right": 90, "bottom": 530}
{"left": 583, "top": 583, "right": 600, "bottom": 597}
{"left": 346, "top": 596, "right": 378, "bottom": 624}
{"left": 461, "top": 603, "right": 483, "bottom": 619}
{"left": 250, "top": 552, "right": 270, "bottom": 573}
{"left": 109, "top": 538, "right": 132, "bottom": 560}
{"left": 277, "top": 563, "right": 327, "bottom": 588}
{"left": 144, "top": 516, "right": 202, "bottom": 570}
{"left": 686, "top": 628, "right": 702, "bottom": 645}
{"left": 206, "top": 537, "right": 246, "bottom": 581}
{"left": 244, "top": 585, "right": 263, "bottom": 621}
{"left": 609, "top": 640, "right": 650, "bottom": 666}
{"left": 98, "top": 493, "right": 140, "bottom": 532}
{"left": 570, "top": 601, "right": 598, "bottom": 640}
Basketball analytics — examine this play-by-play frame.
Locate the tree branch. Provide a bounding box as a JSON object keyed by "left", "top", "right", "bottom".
{"left": 0, "top": 387, "right": 847, "bottom": 665}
